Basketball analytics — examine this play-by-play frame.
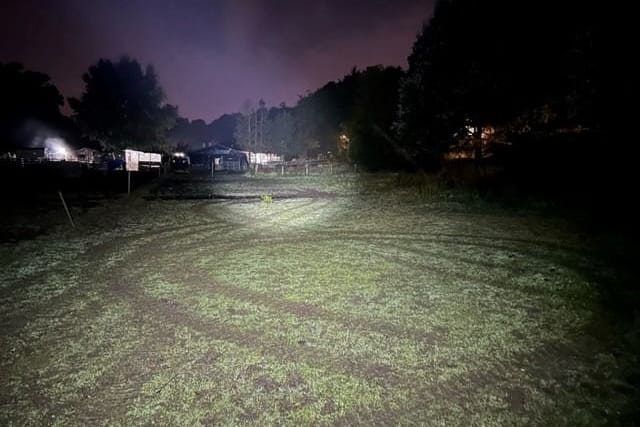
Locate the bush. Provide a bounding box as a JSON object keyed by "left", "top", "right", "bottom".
{"left": 395, "top": 171, "right": 443, "bottom": 198}
{"left": 260, "top": 194, "right": 273, "bottom": 203}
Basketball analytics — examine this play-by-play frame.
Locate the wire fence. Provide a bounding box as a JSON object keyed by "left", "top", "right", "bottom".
{"left": 252, "top": 159, "right": 356, "bottom": 176}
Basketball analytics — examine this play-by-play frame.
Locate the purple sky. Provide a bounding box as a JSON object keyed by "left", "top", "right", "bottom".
{"left": 0, "top": 0, "right": 432, "bottom": 121}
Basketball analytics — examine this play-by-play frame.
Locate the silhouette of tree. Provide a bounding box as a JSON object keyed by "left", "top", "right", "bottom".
{"left": 347, "top": 66, "right": 404, "bottom": 170}
{"left": 234, "top": 99, "right": 257, "bottom": 151}
{"left": 265, "top": 107, "right": 296, "bottom": 157}
{"left": 0, "top": 62, "right": 67, "bottom": 149}
{"left": 209, "top": 114, "right": 239, "bottom": 147}
{"left": 292, "top": 69, "right": 360, "bottom": 157}
{"left": 69, "top": 56, "right": 177, "bottom": 150}
{"left": 167, "top": 114, "right": 240, "bottom": 149}
{"left": 396, "top": 0, "right": 603, "bottom": 169}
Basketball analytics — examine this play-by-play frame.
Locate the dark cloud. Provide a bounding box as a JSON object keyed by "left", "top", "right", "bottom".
{"left": 1, "top": 0, "right": 433, "bottom": 121}
{"left": 233, "top": 0, "right": 428, "bottom": 53}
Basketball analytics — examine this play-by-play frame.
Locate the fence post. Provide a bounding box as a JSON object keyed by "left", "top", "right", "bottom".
{"left": 281, "top": 163, "right": 284, "bottom": 176}
{"left": 58, "top": 191, "right": 76, "bottom": 229}
{"left": 305, "top": 162, "right": 309, "bottom": 176}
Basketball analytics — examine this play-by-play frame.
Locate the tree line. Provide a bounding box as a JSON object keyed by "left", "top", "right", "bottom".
{"left": 1, "top": 57, "right": 179, "bottom": 153}
{"left": 2, "top": 0, "right": 621, "bottom": 178}
{"left": 230, "top": 0, "right": 617, "bottom": 175}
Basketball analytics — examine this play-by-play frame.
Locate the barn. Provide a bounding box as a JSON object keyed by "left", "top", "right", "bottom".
{"left": 188, "top": 145, "right": 249, "bottom": 172}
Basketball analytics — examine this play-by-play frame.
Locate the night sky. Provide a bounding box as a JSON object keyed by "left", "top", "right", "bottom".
{"left": 0, "top": 0, "right": 432, "bottom": 121}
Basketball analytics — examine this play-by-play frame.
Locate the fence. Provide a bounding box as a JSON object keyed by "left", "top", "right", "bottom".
{"left": 252, "top": 159, "right": 355, "bottom": 176}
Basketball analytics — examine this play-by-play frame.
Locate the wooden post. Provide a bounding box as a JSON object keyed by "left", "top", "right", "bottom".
{"left": 305, "top": 162, "right": 309, "bottom": 176}
{"left": 58, "top": 191, "right": 75, "bottom": 229}
{"left": 211, "top": 158, "right": 214, "bottom": 180}
{"left": 127, "top": 170, "right": 131, "bottom": 195}
{"left": 254, "top": 163, "right": 258, "bottom": 175}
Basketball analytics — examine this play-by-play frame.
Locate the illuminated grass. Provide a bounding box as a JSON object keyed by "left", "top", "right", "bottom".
{"left": 0, "top": 173, "right": 636, "bottom": 425}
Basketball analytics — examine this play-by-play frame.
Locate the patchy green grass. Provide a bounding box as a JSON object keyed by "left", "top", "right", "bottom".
{"left": 1, "top": 173, "right": 637, "bottom": 425}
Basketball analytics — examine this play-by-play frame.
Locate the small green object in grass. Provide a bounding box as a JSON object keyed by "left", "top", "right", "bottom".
{"left": 260, "top": 193, "right": 273, "bottom": 203}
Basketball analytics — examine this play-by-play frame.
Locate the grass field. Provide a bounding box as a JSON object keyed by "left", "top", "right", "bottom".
{"left": 1, "top": 173, "right": 637, "bottom": 425}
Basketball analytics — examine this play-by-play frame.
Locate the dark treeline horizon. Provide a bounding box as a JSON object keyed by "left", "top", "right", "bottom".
{"left": 2, "top": 0, "right": 633, "bottom": 218}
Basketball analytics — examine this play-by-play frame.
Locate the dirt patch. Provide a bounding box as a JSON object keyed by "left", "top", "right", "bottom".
{"left": 297, "top": 188, "right": 338, "bottom": 199}
{"left": 513, "top": 340, "right": 583, "bottom": 382}
{"left": 364, "top": 363, "right": 398, "bottom": 387}
{"left": 321, "top": 399, "right": 337, "bottom": 415}
{"left": 506, "top": 386, "right": 528, "bottom": 411}
{"left": 283, "top": 300, "right": 321, "bottom": 317}
{"left": 163, "top": 266, "right": 436, "bottom": 342}
{"left": 226, "top": 307, "right": 250, "bottom": 316}
{"left": 159, "top": 297, "right": 179, "bottom": 307}
{"left": 420, "top": 331, "right": 441, "bottom": 346}
{"left": 200, "top": 414, "right": 220, "bottom": 426}
{"left": 285, "top": 372, "right": 307, "bottom": 389}
{"left": 195, "top": 351, "right": 219, "bottom": 367}
{"left": 255, "top": 375, "right": 280, "bottom": 392}
{"left": 106, "top": 280, "right": 396, "bottom": 388}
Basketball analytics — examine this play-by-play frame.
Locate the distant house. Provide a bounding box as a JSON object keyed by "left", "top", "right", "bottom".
{"left": 189, "top": 145, "right": 249, "bottom": 172}
{"left": 75, "top": 147, "right": 100, "bottom": 164}
{"left": 14, "top": 147, "right": 45, "bottom": 163}
{"left": 241, "top": 151, "right": 283, "bottom": 166}
{"left": 446, "top": 125, "right": 505, "bottom": 160}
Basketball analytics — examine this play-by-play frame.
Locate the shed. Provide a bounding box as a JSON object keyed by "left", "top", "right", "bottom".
{"left": 189, "top": 145, "right": 249, "bottom": 172}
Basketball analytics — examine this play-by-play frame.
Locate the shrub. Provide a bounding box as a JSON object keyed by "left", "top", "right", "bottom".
{"left": 260, "top": 194, "right": 273, "bottom": 203}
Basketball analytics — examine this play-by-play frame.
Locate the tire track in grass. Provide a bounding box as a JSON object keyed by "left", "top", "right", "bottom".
{"left": 2, "top": 175, "right": 623, "bottom": 425}
{"left": 139, "top": 205, "right": 608, "bottom": 424}
{"left": 0, "top": 214, "right": 396, "bottom": 424}
{"left": 152, "top": 224, "right": 592, "bottom": 272}
{"left": 0, "top": 223, "right": 235, "bottom": 335}
{"left": 378, "top": 240, "right": 593, "bottom": 289}
{"left": 160, "top": 230, "right": 593, "bottom": 311}
{"left": 0, "top": 224, "right": 589, "bottom": 322}
{"left": 206, "top": 198, "right": 332, "bottom": 230}
{"left": 78, "top": 229, "right": 445, "bottom": 422}
{"left": 115, "top": 234, "right": 482, "bottom": 422}
{"left": 135, "top": 219, "right": 584, "bottom": 370}
{"left": 2, "top": 230, "right": 578, "bottom": 425}
{"left": 113, "top": 278, "right": 390, "bottom": 382}
{"left": 3, "top": 263, "right": 388, "bottom": 424}
{"left": 89, "top": 274, "right": 398, "bottom": 420}
{"left": 143, "top": 263, "right": 444, "bottom": 347}
{"left": 113, "top": 236, "right": 428, "bottom": 376}
{"left": 1, "top": 215, "right": 245, "bottom": 363}
{"left": 0, "top": 197, "right": 255, "bottom": 342}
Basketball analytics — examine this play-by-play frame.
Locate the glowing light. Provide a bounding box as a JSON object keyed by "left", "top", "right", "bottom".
{"left": 44, "top": 137, "right": 70, "bottom": 161}
{"left": 338, "top": 134, "right": 350, "bottom": 152}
